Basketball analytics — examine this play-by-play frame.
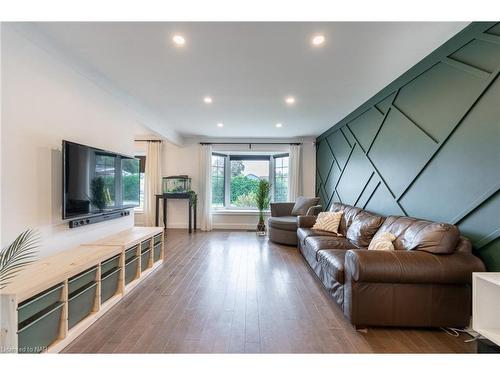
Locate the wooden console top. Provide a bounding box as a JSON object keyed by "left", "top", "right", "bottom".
{"left": 1, "top": 227, "right": 163, "bottom": 302}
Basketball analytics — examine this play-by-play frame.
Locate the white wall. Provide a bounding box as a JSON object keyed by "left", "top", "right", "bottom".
{"left": 1, "top": 25, "right": 151, "bottom": 258}
{"left": 135, "top": 137, "right": 316, "bottom": 230}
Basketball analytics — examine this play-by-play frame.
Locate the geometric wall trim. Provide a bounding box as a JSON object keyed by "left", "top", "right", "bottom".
{"left": 316, "top": 22, "right": 500, "bottom": 271}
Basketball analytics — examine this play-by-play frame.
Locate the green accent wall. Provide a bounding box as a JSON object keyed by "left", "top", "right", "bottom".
{"left": 316, "top": 22, "right": 500, "bottom": 271}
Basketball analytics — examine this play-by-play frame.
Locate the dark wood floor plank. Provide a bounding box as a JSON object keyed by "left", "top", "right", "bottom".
{"left": 62, "top": 229, "right": 476, "bottom": 354}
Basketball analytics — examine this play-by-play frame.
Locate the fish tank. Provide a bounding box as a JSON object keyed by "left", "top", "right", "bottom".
{"left": 162, "top": 175, "right": 191, "bottom": 194}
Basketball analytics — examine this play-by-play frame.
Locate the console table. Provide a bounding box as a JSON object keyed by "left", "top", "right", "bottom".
{"left": 155, "top": 193, "right": 197, "bottom": 233}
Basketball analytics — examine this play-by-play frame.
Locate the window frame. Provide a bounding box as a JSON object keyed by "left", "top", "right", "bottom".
{"left": 211, "top": 151, "right": 289, "bottom": 211}
{"left": 134, "top": 154, "right": 146, "bottom": 212}
{"left": 272, "top": 153, "right": 289, "bottom": 203}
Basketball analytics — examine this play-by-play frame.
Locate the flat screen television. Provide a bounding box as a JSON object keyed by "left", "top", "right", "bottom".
{"left": 62, "top": 140, "right": 140, "bottom": 220}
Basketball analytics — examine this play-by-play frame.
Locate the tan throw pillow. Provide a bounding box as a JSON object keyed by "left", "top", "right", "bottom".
{"left": 368, "top": 232, "right": 396, "bottom": 251}
{"left": 312, "top": 211, "right": 343, "bottom": 234}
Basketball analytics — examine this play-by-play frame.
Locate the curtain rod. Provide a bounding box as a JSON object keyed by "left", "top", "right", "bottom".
{"left": 199, "top": 142, "right": 301, "bottom": 145}
{"left": 134, "top": 139, "right": 162, "bottom": 143}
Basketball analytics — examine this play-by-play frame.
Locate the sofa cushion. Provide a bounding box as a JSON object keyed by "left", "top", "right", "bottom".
{"left": 345, "top": 210, "right": 385, "bottom": 248}
{"left": 268, "top": 216, "right": 297, "bottom": 231}
{"left": 297, "top": 228, "right": 338, "bottom": 246}
{"left": 329, "top": 202, "right": 363, "bottom": 236}
{"left": 291, "top": 196, "right": 320, "bottom": 216}
{"left": 375, "top": 216, "right": 460, "bottom": 254}
{"left": 304, "top": 236, "right": 357, "bottom": 254}
{"left": 317, "top": 250, "right": 346, "bottom": 284}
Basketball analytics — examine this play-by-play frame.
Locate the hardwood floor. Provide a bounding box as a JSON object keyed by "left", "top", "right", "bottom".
{"left": 63, "top": 229, "right": 476, "bottom": 353}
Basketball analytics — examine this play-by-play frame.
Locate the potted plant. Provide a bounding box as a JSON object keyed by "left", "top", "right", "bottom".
{"left": 255, "top": 179, "right": 270, "bottom": 235}
{"left": 0, "top": 229, "right": 39, "bottom": 289}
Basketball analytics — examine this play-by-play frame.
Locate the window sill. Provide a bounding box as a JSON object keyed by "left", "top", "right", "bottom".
{"left": 211, "top": 209, "right": 271, "bottom": 216}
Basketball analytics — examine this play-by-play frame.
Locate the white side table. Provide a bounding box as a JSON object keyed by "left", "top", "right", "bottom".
{"left": 473, "top": 272, "right": 500, "bottom": 346}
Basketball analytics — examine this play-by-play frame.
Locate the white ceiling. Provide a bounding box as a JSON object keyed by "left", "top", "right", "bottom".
{"left": 32, "top": 22, "right": 468, "bottom": 142}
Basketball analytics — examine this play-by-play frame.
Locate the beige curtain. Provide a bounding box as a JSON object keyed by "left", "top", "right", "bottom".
{"left": 199, "top": 144, "right": 213, "bottom": 231}
{"left": 143, "top": 141, "right": 162, "bottom": 227}
{"left": 288, "top": 144, "right": 302, "bottom": 201}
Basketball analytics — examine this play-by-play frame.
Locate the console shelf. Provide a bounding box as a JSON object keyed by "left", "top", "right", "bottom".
{"left": 0, "top": 226, "right": 164, "bottom": 354}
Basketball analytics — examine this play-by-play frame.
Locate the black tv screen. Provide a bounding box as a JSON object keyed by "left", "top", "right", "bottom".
{"left": 62, "top": 140, "right": 140, "bottom": 220}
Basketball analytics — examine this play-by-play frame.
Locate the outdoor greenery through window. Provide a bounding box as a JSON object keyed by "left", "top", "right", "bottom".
{"left": 211, "top": 152, "right": 289, "bottom": 210}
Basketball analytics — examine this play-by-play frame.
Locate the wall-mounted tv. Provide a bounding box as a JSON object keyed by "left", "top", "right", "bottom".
{"left": 62, "top": 140, "right": 140, "bottom": 220}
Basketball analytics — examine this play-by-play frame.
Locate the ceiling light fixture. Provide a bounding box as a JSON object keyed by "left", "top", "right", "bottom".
{"left": 311, "top": 34, "right": 325, "bottom": 46}
{"left": 217, "top": 123, "right": 224, "bottom": 128}
{"left": 285, "top": 96, "right": 296, "bottom": 105}
{"left": 172, "top": 34, "right": 186, "bottom": 46}
{"left": 203, "top": 96, "right": 213, "bottom": 104}
{"left": 276, "top": 123, "right": 283, "bottom": 128}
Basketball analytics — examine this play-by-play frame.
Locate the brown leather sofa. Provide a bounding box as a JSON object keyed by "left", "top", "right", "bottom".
{"left": 297, "top": 202, "right": 486, "bottom": 328}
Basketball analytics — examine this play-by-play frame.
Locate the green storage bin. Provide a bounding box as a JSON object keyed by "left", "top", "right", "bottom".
{"left": 68, "top": 282, "right": 97, "bottom": 329}
{"left": 141, "top": 240, "right": 151, "bottom": 252}
{"left": 153, "top": 243, "right": 162, "bottom": 262}
{"left": 101, "top": 254, "right": 120, "bottom": 275}
{"left": 141, "top": 249, "right": 151, "bottom": 272}
{"left": 125, "top": 245, "right": 138, "bottom": 262}
{"left": 101, "top": 267, "right": 121, "bottom": 303}
{"left": 17, "top": 302, "right": 64, "bottom": 353}
{"left": 17, "top": 283, "right": 64, "bottom": 325}
{"left": 154, "top": 234, "right": 162, "bottom": 246}
{"left": 68, "top": 266, "right": 97, "bottom": 295}
{"left": 125, "top": 257, "right": 139, "bottom": 285}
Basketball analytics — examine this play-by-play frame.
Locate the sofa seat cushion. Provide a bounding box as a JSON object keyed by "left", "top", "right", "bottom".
{"left": 317, "top": 250, "right": 346, "bottom": 284}
{"left": 304, "top": 236, "right": 357, "bottom": 254}
{"left": 297, "top": 228, "right": 339, "bottom": 246}
{"left": 268, "top": 216, "right": 297, "bottom": 231}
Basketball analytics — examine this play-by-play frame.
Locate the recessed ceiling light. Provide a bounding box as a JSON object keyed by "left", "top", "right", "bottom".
{"left": 172, "top": 34, "right": 186, "bottom": 46}
{"left": 285, "top": 96, "right": 295, "bottom": 105}
{"left": 203, "top": 96, "right": 213, "bottom": 104}
{"left": 217, "top": 123, "right": 224, "bottom": 128}
{"left": 276, "top": 123, "right": 283, "bottom": 128}
{"left": 311, "top": 34, "right": 325, "bottom": 46}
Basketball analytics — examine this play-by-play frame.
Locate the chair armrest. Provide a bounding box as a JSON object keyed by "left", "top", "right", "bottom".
{"left": 270, "top": 202, "right": 295, "bottom": 217}
{"left": 297, "top": 215, "right": 317, "bottom": 228}
{"left": 305, "top": 205, "right": 322, "bottom": 216}
{"left": 344, "top": 249, "right": 485, "bottom": 285}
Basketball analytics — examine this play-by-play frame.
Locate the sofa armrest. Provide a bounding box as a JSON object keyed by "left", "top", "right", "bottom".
{"left": 270, "top": 202, "right": 295, "bottom": 217}
{"left": 297, "top": 215, "right": 317, "bottom": 228}
{"left": 345, "top": 249, "right": 485, "bottom": 285}
{"left": 305, "top": 205, "right": 322, "bottom": 216}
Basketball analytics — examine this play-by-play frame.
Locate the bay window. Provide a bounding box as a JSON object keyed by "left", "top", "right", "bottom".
{"left": 211, "top": 152, "right": 289, "bottom": 210}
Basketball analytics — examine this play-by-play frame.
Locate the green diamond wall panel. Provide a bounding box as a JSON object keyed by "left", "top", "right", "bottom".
{"left": 347, "top": 108, "right": 384, "bottom": 152}
{"left": 375, "top": 92, "right": 397, "bottom": 115}
{"left": 393, "top": 62, "right": 486, "bottom": 142}
{"left": 450, "top": 39, "right": 500, "bottom": 73}
{"left": 368, "top": 107, "right": 437, "bottom": 197}
{"left": 336, "top": 146, "right": 374, "bottom": 205}
{"left": 327, "top": 130, "right": 351, "bottom": 169}
{"left": 315, "top": 22, "right": 500, "bottom": 270}
{"left": 364, "top": 184, "right": 405, "bottom": 217}
{"left": 316, "top": 140, "right": 333, "bottom": 182}
{"left": 399, "top": 76, "right": 500, "bottom": 223}
{"left": 458, "top": 191, "right": 500, "bottom": 248}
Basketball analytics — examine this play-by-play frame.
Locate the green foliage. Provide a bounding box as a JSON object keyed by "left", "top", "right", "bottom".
{"left": 0, "top": 229, "right": 39, "bottom": 289}
{"left": 122, "top": 158, "right": 139, "bottom": 174}
{"left": 123, "top": 174, "right": 140, "bottom": 203}
{"left": 231, "top": 160, "right": 245, "bottom": 176}
{"left": 90, "top": 176, "right": 109, "bottom": 210}
{"left": 187, "top": 190, "right": 198, "bottom": 206}
{"left": 230, "top": 175, "right": 260, "bottom": 206}
{"left": 234, "top": 191, "right": 257, "bottom": 207}
{"left": 256, "top": 179, "right": 271, "bottom": 224}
